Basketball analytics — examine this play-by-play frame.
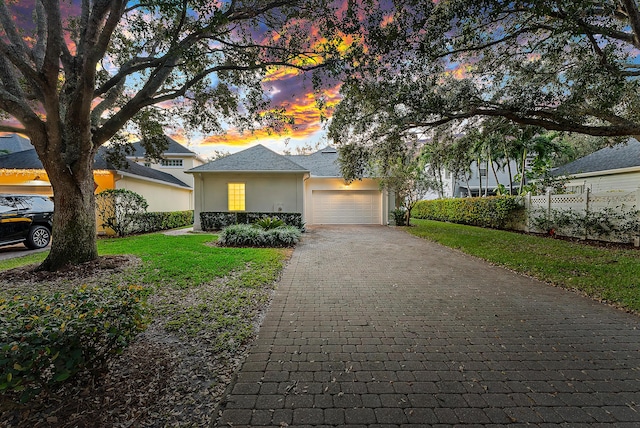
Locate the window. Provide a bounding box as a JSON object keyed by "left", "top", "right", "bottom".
{"left": 228, "top": 183, "right": 245, "bottom": 211}
{"left": 161, "top": 159, "right": 183, "bottom": 167}
{"left": 479, "top": 168, "right": 487, "bottom": 177}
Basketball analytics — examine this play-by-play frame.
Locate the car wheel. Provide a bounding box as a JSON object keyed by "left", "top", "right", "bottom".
{"left": 25, "top": 225, "right": 51, "bottom": 249}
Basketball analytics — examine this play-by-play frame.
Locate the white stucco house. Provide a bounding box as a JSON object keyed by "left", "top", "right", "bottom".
{"left": 187, "top": 144, "right": 392, "bottom": 229}
{"left": 552, "top": 138, "right": 640, "bottom": 193}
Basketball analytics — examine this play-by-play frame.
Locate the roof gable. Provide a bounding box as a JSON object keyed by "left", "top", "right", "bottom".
{"left": 553, "top": 138, "right": 640, "bottom": 176}
{"left": 189, "top": 144, "right": 308, "bottom": 173}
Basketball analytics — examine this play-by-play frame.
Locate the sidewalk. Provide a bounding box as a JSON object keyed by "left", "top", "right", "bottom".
{"left": 215, "top": 226, "right": 640, "bottom": 426}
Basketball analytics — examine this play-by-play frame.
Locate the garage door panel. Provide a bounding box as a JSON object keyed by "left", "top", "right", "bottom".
{"left": 312, "top": 190, "right": 381, "bottom": 224}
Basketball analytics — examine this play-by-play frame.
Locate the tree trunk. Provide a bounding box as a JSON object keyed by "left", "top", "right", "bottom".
{"left": 504, "top": 152, "right": 514, "bottom": 195}
{"left": 36, "top": 132, "right": 99, "bottom": 271}
{"left": 518, "top": 149, "right": 528, "bottom": 194}
{"left": 477, "top": 158, "right": 482, "bottom": 197}
{"left": 484, "top": 159, "right": 489, "bottom": 196}
{"left": 490, "top": 159, "right": 499, "bottom": 193}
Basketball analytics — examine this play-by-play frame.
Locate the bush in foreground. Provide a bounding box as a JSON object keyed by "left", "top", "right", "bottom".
{"left": 0, "top": 285, "right": 148, "bottom": 402}
{"left": 218, "top": 224, "right": 301, "bottom": 247}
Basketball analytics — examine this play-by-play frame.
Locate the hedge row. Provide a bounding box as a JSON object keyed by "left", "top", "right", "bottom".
{"left": 0, "top": 285, "right": 148, "bottom": 402}
{"left": 412, "top": 196, "right": 524, "bottom": 229}
{"left": 128, "top": 210, "right": 194, "bottom": 234}
{"left": 200, "top": 211, "right": 304, "bottom": 231}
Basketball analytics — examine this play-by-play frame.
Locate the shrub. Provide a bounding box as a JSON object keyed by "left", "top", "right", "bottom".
{"left": 390, "top": 208, "right": 407, "bottom": 226}
{"left": 0, "top": 285, "right": 148, "bottom": 402}
{"left": 218, "top": 224, "right": 301, "bottom": 247}
{"left": 254, "top": 217, "right": 285, "bottom": 230}
{"left": 529, "top": 206, "right": 640, "bottom": 243}
{"left": 96, "top": 189, "right": 149, "bottom": 236}
{"left": 412, "top": 196, "right": 523, "bottom": 229}
{"left": 200, "top": 211, "right": 304, "bottom": 231}
{"left": 129, "top": 210, "right": 193, "bottom": 234}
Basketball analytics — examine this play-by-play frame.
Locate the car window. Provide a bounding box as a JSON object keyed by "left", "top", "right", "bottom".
{"left": 0, "top": 196, "right": 16, "bottom": 213}
{"left": 29, "top": 197, "right": 54, "bottom": 211}
{"left": 11, "top": 196, "right": 31, "bottom": 210}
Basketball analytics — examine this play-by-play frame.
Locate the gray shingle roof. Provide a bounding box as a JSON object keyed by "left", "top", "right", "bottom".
{"left": 128, "top": 135, "right": 196, "bottom": 157}
{"left": 0, "top": 148, "right": 190, "bottom": 188}
{"left": 552, "top": 138, "right": 640, "bottom": 176}
{"left": 188, "top": 144, "right": 308, "bottom": 173}
{"left": 0, "top": 134, "right": 32, "bottom": 153}
{"left": 287, "top": 146, "right": 341, "bottom": 177}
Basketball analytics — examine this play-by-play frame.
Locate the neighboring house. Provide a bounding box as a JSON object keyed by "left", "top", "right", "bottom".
{"left": 187, "top": 144, "right": 392, "bottom": 229}
{"left": 0, "top": 148, "right": 193, "bottom": 212}
{"left": 552, "top": 138, "right": 640, "bottom": 193}
{"left": 126, "top": 136, "right": 205, "bottom": 188}
{"left": 0, "top": 133, "right": 32, "bottom": 154}
{"left": 423, "top": 158, "right": 528, "bottom": 199}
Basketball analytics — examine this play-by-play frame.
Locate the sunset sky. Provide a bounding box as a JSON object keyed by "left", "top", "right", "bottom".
{"left": 3, "top": 1, "right": 351, "bottom": 159}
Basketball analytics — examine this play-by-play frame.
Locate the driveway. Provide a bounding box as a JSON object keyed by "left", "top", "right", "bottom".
{"left": 216, "top": 226, "right": 640, "bottom": 426}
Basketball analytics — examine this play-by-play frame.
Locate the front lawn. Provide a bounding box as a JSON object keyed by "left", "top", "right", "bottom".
{"left": 406, "top": 219, "right": 640, "bottom": 312}
{"left": 0, "top": 233, "right": 288, "bottom": 427}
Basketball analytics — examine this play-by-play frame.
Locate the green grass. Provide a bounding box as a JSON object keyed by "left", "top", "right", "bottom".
{"left": 406, "top": 219, "right": 640, "bottom": 312}
{"left": 0, "top": 232, "right": 288, "bottom": 354}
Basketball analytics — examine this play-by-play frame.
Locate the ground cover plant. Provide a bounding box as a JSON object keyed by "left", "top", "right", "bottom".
{"left": 407, "top": 219, "right": 640, "bottom": 313}
{"left": 218, "top": 223, "right": 301, "bottom": 247}
{"left": 0, "top": 233, "right": 287, "bottom": 427}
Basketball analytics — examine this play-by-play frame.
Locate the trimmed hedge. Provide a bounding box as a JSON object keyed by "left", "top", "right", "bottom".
{"left": 200, "top": 211, "right": 304, "bottom": 231}
{"left": 412, "top": 196, "right": 524, "bottom": 229}
{"left": 218, "top": 224, "right": 301, "bottom": 247}
{"left": 129, "top": 210, "right": 194, "bottom": 234}
{"left": 0, "top": 285, "right": 148, "bottom": 402}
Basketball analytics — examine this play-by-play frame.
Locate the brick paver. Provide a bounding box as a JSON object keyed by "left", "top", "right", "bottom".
{"left": 215, "top": 226, "right": 640, "bottom": 427}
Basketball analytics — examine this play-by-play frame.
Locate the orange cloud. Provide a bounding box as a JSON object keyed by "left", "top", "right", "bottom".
{"left": 201, "top": 83, "right": 342, "bottom": 147}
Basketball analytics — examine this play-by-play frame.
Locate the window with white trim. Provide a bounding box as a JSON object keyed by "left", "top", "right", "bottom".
{"left": 161, "top": 159, "right": 183, "bottom": 167}
{"left": 228, "top": 183, "right": 245, "bottom": 211}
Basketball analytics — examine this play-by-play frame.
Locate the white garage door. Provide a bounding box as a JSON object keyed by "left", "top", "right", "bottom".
{"left": 312, "top": 190, "right": 381, "bottom": 224}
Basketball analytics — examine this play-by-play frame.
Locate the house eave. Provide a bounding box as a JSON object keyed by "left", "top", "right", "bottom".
{"left": 186, "top": 169, "right": 309, "bottom": 174}
{"left": 558, "top": 165, "right": 640, "bottom": 179}
{"left": 116, "top": 170, "right": 192, "bottom": 189}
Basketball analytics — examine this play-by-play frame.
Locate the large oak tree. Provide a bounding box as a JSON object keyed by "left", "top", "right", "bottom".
{"left": 330, "top": 0, "right": 640, "bottom": 175}
{"left": 0, "top": 0, "right": 345, "bottom": 270}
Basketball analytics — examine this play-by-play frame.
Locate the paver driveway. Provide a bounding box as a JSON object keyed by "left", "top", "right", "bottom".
{"left": 216, "top": 226, "right": 640, "bottom": 427}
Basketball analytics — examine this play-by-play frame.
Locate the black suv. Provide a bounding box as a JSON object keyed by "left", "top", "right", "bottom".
{"left": 0, "top": 194, "right": 54, "bottom": 249}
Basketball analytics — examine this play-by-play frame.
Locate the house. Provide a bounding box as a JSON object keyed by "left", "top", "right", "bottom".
{"left": 126, "top": 136, "right": 205, "bottom": 188}
{"left": 552, "top": 138, "right": 640, "bottom": 193}
{"left": 0, "top": 147, "right": 193, "bottom": 212}
{"left": 422, "top": 158, "right": 530, "bottom": 199}
{"left": 187, "top": 144, "right": 391, "bottom": 229}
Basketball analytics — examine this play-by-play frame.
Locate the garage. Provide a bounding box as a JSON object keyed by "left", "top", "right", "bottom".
{"left": 311, "top": 190, "right": 381, "bottom": 224}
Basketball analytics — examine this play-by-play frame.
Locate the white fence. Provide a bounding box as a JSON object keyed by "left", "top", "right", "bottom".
{"left": 524, "top": 188, "right": 640, "bottom": 244}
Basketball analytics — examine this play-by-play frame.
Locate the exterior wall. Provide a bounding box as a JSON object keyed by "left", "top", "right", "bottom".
{"left": 0, "top": 169, "right": 114, "bottom": 197}
{"left": 191, "top": 172, "right": 305, "bottom": 230}
{"left": 303, "top": 177, "right": 387, "bottom": 225}
{"left": 115, "top": 175, "right": 193, "bottom": 212}
{"left": 563, "top": 170, "right": 640, "bottom": 193}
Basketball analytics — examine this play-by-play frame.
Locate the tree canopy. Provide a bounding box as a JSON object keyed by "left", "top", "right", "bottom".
{"left": 0, "top": 0, "right": 348, "bottom": 270}
{"left": 330, "top": 0, "right": 640, "bottom": 150}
